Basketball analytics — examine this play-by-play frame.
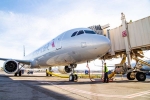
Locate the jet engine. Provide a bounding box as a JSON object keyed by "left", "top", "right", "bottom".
{"left": 58, "top": 66, "right": 72, "bottom": 74}
{"left": 3, "top": 60, "right": 19, "bottom": 74}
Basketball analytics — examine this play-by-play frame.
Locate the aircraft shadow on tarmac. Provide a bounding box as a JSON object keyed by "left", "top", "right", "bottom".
{"left": 0, "top": 75, "right": 78, "bottom": 100}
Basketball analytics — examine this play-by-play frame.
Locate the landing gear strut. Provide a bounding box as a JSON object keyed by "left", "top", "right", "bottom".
{"left": 69, "top": 64, "right": 78, "bottom": 82}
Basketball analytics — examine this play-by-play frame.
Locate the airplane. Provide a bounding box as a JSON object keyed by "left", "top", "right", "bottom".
{"left": 0, "top": 28, "right": 111, "bottom": 81}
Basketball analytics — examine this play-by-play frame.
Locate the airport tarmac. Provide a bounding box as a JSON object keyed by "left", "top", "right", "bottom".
{"left": 0, "top": 71, "right": 150, "bottom": 100}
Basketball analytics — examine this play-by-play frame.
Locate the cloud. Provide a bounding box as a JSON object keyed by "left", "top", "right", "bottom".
{"left": 0, "top": 12, "right": 56, "bottom": 58}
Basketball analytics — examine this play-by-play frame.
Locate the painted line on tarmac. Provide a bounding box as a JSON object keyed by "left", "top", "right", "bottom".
{"left": 125, "top": 91, "right": 150, "bottom": 98}
{"left": 57, "top": 85, "right": 125, "bottom": 98}
{"left": 141, "top": 96, "right": 150, "bottom": 99}
{"left": 39, "top": 81, "right": 150, "bottom": 99}
{"left": 47, "top": 82, "right": 126, "bottom": 98}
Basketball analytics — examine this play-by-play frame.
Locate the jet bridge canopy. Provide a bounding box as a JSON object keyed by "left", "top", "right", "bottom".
{"left": 108, "top": 16, "right": 150, "bottom": 55}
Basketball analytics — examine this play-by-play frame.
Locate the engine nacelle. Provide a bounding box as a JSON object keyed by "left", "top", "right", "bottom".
{"left": 3, "top": 60, "right": 19, "bottom": 74}
{"left": 58, "top": 66, "right": 72, "bottom": 74}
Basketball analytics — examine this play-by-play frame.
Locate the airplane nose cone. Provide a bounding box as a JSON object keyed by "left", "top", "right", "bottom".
{"left": 93, "top": 35, "right": 111, "bottom": 54}
{"left": 100, "top": 36, "right": 111, "bottom": 51}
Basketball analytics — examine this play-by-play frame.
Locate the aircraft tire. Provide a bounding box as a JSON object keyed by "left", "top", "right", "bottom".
{"left": 127, "top": 72, "right": 135, "bottom": 80}
{"left": 136, "top": 72, "right": 146, "bottom": 81}
{"left": 74, "top": 74, "right": 78, "bottom": 81}
{"left": 69, "top": 74, "right": 74, "bottom": 81}
{"left": 19, "top": 71, "right": 22, "bottom": 76}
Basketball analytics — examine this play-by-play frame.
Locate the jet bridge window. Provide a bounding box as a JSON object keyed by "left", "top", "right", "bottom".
{"left": 71, "top": 31, "right": 78, "bottom": 37}
{"left": 84, "top": 30, "right": 96, "bottom": 34}
{"left": 77, "top": 30, "right": 84, "bottom": 35}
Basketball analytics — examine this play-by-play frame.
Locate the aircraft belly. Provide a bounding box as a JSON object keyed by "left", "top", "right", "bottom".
{"left": 75, "top": 46, "right": 108, "bottom": 63}
{"left": 46, "top": 53, "right": 75, "bottom": 66}
{"left": 36, "top": 52, "right": 56, "bottom": 66}
{"left": 38, "top": 46, "right": 107, "bottom": 67}
{"left": 70, "top": 49, "right": 100, "bottom": 64}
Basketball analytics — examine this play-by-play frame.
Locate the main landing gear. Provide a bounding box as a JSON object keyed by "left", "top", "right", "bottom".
{"left": 69, "top": 64, "right": 78, "bottom": 82}
{"left": 14, "top": 70, "right": 22, "bottom": 76}
{"left": 14, "top": 64, "right": 24, "bottom": 76}
{"left": 127, "top": 72, "right": 146, "bottom": 81}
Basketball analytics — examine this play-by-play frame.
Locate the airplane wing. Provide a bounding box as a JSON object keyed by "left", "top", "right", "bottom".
{"left": 0, "top": 58, "right": 31, "bottom": 65}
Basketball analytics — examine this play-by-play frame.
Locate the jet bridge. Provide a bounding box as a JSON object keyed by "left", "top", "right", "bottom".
{"left": 107, "top": 14, "right": 150, "bottom": 81}
{"left": 104, "top": 15, "right": 150, "bottom": 60}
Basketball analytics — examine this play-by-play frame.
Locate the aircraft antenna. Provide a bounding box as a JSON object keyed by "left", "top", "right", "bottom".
{"left": 23, "top": 45, "right": 25, "bottom": 57}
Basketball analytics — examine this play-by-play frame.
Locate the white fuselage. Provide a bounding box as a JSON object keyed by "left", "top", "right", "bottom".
{"left": 24, "top": 28, "right": 111, "bottom": 68}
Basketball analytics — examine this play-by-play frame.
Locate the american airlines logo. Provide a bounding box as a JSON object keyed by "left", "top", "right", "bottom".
{"left": 52, "top": 41, "right": 55, "bottom": 47}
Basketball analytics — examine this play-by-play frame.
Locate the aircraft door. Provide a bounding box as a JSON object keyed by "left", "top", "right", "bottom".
{"left": 56, "top": 33, "right": 64, "bottom": 50}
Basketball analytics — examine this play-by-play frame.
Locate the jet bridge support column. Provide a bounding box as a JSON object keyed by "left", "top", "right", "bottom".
{"left": 121, "top": 13, "right": 131, "bottom": 67}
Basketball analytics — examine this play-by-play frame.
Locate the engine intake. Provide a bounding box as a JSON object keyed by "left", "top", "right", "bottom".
{"left": 58, "top": 66, "right": 72, "bottom": 74}
{"left": 3, "top": 60, "right": 19, "bottom": 74}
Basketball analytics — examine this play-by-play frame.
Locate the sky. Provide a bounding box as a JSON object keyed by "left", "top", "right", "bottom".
{"left": 0, "top": 0, "right": 150, "bottom": 70}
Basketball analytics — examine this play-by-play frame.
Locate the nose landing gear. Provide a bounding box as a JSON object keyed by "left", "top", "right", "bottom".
{"left": 69, "top": 74, "right": 78, "bottom": 81}
{"left": 69, "top": 64, "right": 78, "bottom": 82}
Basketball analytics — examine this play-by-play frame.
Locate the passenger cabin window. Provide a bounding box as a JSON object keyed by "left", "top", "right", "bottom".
{"left": 77, "top": 30, "right": 84, "bottom": 35}
{"left": 71, "top": 31, "right": 78, "bottom": 37}
{"left": 84, "top": 30, "right": 96, "bottom": 34}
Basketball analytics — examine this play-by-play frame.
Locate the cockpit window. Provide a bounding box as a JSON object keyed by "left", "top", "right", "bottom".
{"left": 77, "top": 30, "right": 84, "bottom": 35}
{"left": 84, "top": 30, "right": 96, "bottom": 34}
{"left": 71, "top": 31, "right": 78, "bottom": 37}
